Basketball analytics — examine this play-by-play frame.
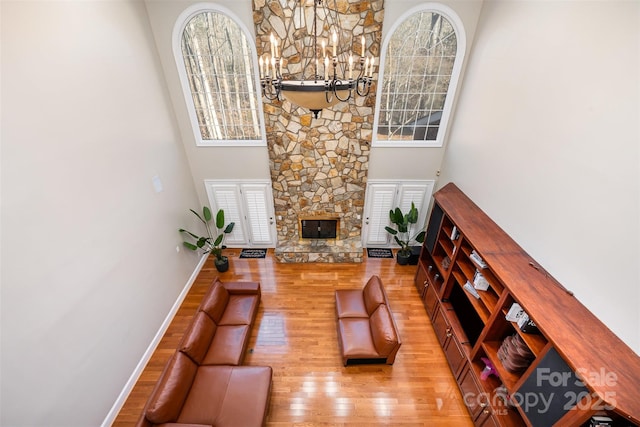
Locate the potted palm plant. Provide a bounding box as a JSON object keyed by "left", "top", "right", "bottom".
{"left": 384, "top": 202, "right": 426, "bottom": 265}
{"left": 179, "top": 206, "right": 235, "bottom": 272}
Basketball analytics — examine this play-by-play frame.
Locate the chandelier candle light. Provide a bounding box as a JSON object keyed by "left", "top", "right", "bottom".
{"left": 259, "top": 0, "right": 376, "bottom": 118}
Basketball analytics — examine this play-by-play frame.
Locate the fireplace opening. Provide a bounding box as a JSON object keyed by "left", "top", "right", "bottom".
{"left": 300, "top": 218, "right": 338, "bottom": 239}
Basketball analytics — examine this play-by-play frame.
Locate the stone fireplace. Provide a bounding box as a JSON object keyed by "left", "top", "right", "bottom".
{"left": 252, "top": 0, "right": 384, "bottom": 262}
{"left": 268, "top": 136, "right": 368, "bottom": 262}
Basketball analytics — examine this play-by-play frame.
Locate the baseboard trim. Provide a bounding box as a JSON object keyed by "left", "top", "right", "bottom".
{"left": 101, "top": 254, "right": 209, "bottom": 427}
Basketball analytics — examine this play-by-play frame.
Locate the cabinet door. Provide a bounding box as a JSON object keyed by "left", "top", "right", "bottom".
{"left": 458, "top": 364, "right": 484, "bottom": 420}
{"left": 443, "top": 331, "right": 466, "bottom": 378}
{"left": 415, "top": 264, "right": 428, "bottom": 297}
{"left": 476, "top": 410, "right": 499, "bottom": 427}
{"left": 432, "top": 305, "right": 450, "bottom": 347}
{"left": 422, "top": 280, "right": 439, "bottom": 319}
{"left": 433, "top": 305, "right": 467, "bottom": 377}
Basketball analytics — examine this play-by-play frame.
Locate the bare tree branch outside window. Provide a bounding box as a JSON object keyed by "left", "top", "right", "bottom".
{"left": 181, "top": 12, "right": 261, "bottom": 141}
{"left": 378, "top": 12, "right": 457, "bottom": 142}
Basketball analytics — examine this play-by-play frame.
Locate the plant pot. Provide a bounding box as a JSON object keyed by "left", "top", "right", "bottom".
{"left": 408, "top": 246, "right": 421, "bottom": 265}
{"left": 396, "top": 251, "right": 411, "bottom": 265}
{"left": 214, "top": 256, "right": 229, "bottom": 273}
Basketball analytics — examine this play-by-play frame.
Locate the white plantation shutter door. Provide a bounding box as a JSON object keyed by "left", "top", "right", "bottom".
{"left": 363, "top": 180, "right": 435, "bottom": 247}
{"left": 397, "top": 182, "right": 434, "bottom": 243}
{"left": 205, "top": 183, "right": 247, "bottom": 246}
{"left": 363, "top": 183, "right": 397, "bottom": 246}
{"left": 241, "top": 183, "right": 275, "bottom": 246}
{"left": 398, "top": 185, "right": 425, "bottom": 214}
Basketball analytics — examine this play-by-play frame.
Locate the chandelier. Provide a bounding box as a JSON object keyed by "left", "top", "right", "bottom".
{"left": 259, "top": 0, "right": 375, "bottom": 118}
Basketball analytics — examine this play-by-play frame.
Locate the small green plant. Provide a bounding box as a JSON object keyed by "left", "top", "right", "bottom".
{"left": 179, "top": 207, "right": 235, "bottom": 267}
{"left": 384, "top": 202, "right": 425, "bottom": 257}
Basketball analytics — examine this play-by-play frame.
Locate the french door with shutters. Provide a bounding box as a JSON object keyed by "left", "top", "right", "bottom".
{"left": 361, "top": 180, "right": 435, "bottom": 248}
{"left": 204, "top": 180, "right": 277, "bottom": 248}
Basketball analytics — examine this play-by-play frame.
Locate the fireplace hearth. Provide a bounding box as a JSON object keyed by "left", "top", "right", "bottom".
{"left": 273, "top": 215, "right": 362, "bottom": 263}
{"left": 274, "top": 237, "right": 362, "bottom": 263}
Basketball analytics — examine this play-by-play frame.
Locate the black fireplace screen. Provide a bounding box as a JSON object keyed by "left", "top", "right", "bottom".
{"left": 300, "top": 219, "right": 337, "bottom": 239}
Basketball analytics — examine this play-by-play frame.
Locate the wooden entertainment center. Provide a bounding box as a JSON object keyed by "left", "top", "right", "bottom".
{"left": 415, "top": 183, "right": 640, "bottom": 426}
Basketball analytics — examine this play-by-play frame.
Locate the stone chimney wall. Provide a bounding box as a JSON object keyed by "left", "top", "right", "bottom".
{"left": 252, "top": 0, "right": 384, "bottom": 262}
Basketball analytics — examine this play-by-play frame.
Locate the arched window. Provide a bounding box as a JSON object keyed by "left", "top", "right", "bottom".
{"left": 373, "top": 5, "right": 466, "bottom": 147}
{"left": 174, "top": 6, "right": 264, "bottom": 146}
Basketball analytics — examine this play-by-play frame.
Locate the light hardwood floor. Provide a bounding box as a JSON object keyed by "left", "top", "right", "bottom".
{"left": 112, "top": 249, "right": 474, "bottom": 426}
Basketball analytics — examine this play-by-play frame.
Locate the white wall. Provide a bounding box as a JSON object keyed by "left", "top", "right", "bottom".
{"left": 439, "top": 1, "right": 640, "bottom": 352}
{"left": 1, "top": 1, "right": 203, "bottom": 425}
{"left": 144, "top": 0, "right": 271, "bottom": 206}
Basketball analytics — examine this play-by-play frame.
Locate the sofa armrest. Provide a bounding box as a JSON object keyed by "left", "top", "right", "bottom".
{"left": 370, "top": 305, "right": 401, "bottom": 364}
{"left": 135, "top": 415, "right": 153, "bottom": 427}
{"left": 223, "top": 281, "right": 261, "bottom": 295}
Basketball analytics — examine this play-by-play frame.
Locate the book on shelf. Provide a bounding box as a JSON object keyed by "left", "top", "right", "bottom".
{"left": 469, "top": 250, "right": 487, "bottom": 269}
{"left": 450, "top": 226, "right": 459, "bottom": 241}
{"left": 463, "top": 281, "right": 480, "bottom": 299}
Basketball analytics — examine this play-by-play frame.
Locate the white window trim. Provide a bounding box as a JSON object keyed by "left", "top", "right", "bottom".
{"left": 172, "top": 3, "right": 267, "bottom": 147}
{"left": 372, "top": 3, "right": 466, "bottom": 148}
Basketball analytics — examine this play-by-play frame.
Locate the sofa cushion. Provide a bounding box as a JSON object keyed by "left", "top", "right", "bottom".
{"left": 218, "top": 295, "right": 259, "bottom": 325}
{"left": 145, "top": 352, "right": 198, "bottom": 424}
{"left": 201, "top": 325, "right": 250, "bottom": 365}
{"left": 363, "top": 275, "right": 385, "bottom": 315}
{"left": 211, "top": 366, "right": 272, "bottom": 427}
{"left": 370, "top": 305, "right": 398, "bottom": 356}
{"left": 178, "top": 312, "right": 217, "bottom": 365}
{"left": 177, "top": 366, "right": 272, "bottom": 427}
{"left": 335, "top": 289, "right": 368, "bottom": 318}
{"left": 338, "top": 318, "right": 378, "bottom": 358}
{"left": 176, "top": 365, "right": 232, "bottom": 425}
{"left": 200, "top": 281, "right": 230, "bottom": 323}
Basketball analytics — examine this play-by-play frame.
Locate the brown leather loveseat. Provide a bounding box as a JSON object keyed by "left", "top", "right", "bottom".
{"left": 335, "top": 275, "right": 401, "bottom": 366}
{"left": 136, "top": 277, "right": 272, "bottom": 427}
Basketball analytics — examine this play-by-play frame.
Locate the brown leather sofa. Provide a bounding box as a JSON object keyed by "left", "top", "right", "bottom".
{"left": 335, "top": 275, "right": 401, "bottom": 366}
{"left": 136, "top": 277, "right": 272, "bottom": 427}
